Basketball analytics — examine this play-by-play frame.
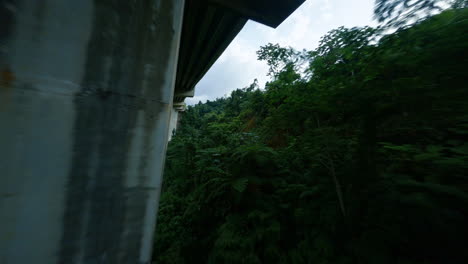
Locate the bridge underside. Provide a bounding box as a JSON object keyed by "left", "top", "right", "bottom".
{"left": 0, "top": 0, "right": 303, "bottom": 263}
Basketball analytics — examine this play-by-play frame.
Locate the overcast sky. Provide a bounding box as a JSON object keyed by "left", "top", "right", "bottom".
{"left": 186, "top": 0, "right": 378, "bottom": 105}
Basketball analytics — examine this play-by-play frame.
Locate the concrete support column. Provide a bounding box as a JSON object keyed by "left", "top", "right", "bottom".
{"left": 168, "top": 103, "right": 185, "bottom": 141}
{"left": 0, "top": 0, "right": 184, "bottom": 263}
{"left": 168, "top": 108, "right": 179, "bottom": 141}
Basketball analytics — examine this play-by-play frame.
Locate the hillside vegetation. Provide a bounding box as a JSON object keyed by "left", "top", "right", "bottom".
{"left": 154, "top": 7, "right": 468, "bottom": 264}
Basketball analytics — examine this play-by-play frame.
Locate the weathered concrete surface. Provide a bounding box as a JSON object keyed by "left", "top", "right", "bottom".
{"left": 168, "top": 103, "right": 185, "bottom": 141}
{"left": 0, "top": 0, "right": 184, "bottom": 263}
{"left": 168, "top": 108, "right": 179, "bottom": 141}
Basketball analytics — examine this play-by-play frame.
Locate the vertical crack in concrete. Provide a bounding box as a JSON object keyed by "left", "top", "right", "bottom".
{"left": 59, "top": 1, "right": 135, "bottom": 262}
{"left": 59, "top": 0, "right": 178, "bottom": 263}
{"left": 0, "top": 0, "right": 17, "bottom": 80}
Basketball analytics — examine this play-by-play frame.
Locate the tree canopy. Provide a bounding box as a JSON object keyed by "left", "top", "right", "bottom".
{"left": 153, "top": 6, "right": 468, "bottom": 264}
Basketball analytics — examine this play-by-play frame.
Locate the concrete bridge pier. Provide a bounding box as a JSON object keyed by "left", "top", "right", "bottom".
{"left": 0, "top": 0, "right": 305, "bottom": 263}
{"left": 0, "top": 0, "right": 184, "bottom": 263}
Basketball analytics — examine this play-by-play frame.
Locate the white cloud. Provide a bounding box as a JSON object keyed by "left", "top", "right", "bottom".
{"left": 322, "top": 12, "right": 333, "bottom": 21}
{"left": 185, "top": 95, "right": 210, "bottom": 105}
{"left": 189, "top": 0, "right": 377, "bottom": 105}
{"left": 319, "top": 0, "right": 333, "bottom": 12}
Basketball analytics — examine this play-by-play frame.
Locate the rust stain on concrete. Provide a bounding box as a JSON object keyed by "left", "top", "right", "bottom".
{"left": 0, "top": 67, "right": 14, "bottom": 110}
{"left": 0, "top": 67, "right": 14, "bottom": 87}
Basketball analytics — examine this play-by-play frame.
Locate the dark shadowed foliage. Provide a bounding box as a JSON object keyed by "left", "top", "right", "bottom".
{"left": 153, "top": 6, "right": 468, "bottom": 264}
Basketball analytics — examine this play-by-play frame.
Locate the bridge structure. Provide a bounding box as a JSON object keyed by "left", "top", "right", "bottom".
{"left": 0, "top": 0, "right": 303, "bottom": 263}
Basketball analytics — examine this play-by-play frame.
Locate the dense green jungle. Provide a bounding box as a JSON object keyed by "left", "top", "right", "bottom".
{"left": 153, "top": 2, "right": 468, "bottom": 263}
